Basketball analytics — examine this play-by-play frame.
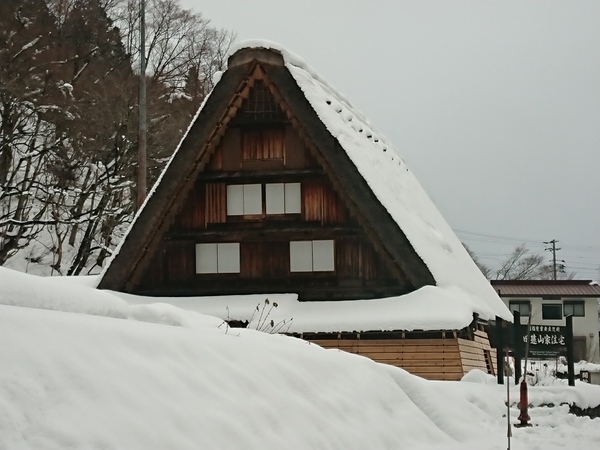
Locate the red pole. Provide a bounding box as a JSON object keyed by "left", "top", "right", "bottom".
{"left": 516, "top": 379, "right": 531, "bottom": 427}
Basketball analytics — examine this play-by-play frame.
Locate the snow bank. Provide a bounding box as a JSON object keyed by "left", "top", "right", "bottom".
{"left": 1, "top": 268, "right": 599, "bottom": 450}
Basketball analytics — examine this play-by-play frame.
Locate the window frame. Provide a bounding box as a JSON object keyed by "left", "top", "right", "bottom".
{"left": 227, "top": 182, "right": 302, "bottom": 218}
{"left": 508, "top": 300, "right": 531, "bottom": 318}
{"left": 226, "top": 184, "right": 262, "bottom": 216}
{"left": 563, "top": 300, "right": 585, "bottom": 317}
{"left": 195, "top": 242, "right": 241, "bottom": 274}
{"left": 541, "top": 303, "right": 563, "bottom": 320}
{"left": 265, "top": 182, "right": 301, "bottom": 215}
{"left": 289, "top": 239, "right": 335, "bottom": 273}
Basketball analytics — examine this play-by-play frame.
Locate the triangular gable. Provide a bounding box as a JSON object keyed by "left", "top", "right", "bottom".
{"left": 97, "top": 42, "right": 510, "bottom": 322}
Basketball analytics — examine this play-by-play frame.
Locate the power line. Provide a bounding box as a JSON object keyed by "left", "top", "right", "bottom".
{"left": 455, "top": 228, "right": 599, "bottom": 279}
{"left": 455, "top": 229, "right": 600, "bottom": 252}
{"left": 454, "top": 229, "right": 541, "bottom": 245}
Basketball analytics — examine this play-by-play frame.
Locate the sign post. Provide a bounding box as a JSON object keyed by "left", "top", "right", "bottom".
{"left": 566, "top": 315, "right": 575, "bottom": 387}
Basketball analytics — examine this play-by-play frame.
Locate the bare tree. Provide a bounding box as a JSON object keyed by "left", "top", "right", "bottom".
{"left": 0, "top": 0, "right": 64, "bottom": 265}
{"left": 463, "top": 243, "right": 491, "bottom": 279}
{"left": 109, "top": 0, "right": 234, "bottom": 98}
{"left": 1, "top": 0, "right": 235, "bottom": 275}
{"left": 107, "top": 0, "right": 235, "bottom": 181}
{"left": 493, "top": 244, "right": 574, "bottom": 280}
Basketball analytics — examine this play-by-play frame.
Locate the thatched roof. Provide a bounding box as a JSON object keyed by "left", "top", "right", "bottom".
{"left": 97, "top": 41, "right": 511, "bottom": 324}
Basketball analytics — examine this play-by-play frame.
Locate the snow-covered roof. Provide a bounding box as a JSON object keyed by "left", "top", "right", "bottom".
{"left": 226, "top": 40, "right": 511, "bottom": 324}
{"left": 97, "top": 40, "right": 512, "bottom": 329}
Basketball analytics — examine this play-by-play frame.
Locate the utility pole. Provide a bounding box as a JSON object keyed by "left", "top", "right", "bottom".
{"left": 543, "top": 239, "right": 561, "bottom": 280}
{"left": 137, "top": 0, "right": 147, "bottom": 209}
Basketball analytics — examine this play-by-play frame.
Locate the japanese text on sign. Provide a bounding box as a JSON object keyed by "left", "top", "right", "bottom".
{"left": 522, "top": 325, "right": 566, "bottom": 347}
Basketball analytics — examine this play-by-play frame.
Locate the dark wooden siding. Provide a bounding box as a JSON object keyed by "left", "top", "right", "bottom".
{"left": 133, "top": 79, "right": 412, "bottom": 299}
{"left": 209, "top": 123, "right": 314, "bottom": 173}
{"left": 241, "top": 241, "right": 288, "bottom": 279}
{"left": 175, "top": 182, "right": 205, "bottom": 229}
{"left": 242, "top": 128, "right": 285, "bottom": 160}
{"left": 165, "top": 240, "right": 194, "bottom": 282}
{"left": 137, "top": 233, "right": 403, "bottom": 300}
{"left": 284, "top": 125, "right": 308, "bottom": 169}
{"left": 175, "top": 182, "right": 226, "bottom": 229}
{"left": 336, "top": 238, "right": 378, "bottom": 280}
{"left": 205, "top": 183, "right": 226, "bottom": 224}
{"left": 302, "top": 179, "right": 346, "bottom": 224}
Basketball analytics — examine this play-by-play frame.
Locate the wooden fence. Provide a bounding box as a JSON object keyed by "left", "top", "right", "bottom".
{"left": 309, "top": 330, "right": 496, "bottom": 381}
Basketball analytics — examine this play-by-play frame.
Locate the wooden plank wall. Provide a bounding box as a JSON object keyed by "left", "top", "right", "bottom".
{"left": 302, "top": 180, "right": 347, "bottom": 224}
{"left": 309, "top": 334, "right": 495, "bottom": 381}
{"left": 458, "top": 330, "right": 497, "bottom": 376}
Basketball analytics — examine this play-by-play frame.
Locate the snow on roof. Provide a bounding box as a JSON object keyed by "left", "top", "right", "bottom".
{"left": 113, "top": 286, "right": 498, "bottom": 334}
{"left": 98, "top": 39, "right": 512, "bottom": 327}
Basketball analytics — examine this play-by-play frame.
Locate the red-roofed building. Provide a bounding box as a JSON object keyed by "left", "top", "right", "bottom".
{"left": 491, "top": 280, "right": 600, "bottom": 362}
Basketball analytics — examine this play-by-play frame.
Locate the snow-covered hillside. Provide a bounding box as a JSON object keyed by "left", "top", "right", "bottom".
{"left": 1, "top": 266, "right": 599, "bottom": 450}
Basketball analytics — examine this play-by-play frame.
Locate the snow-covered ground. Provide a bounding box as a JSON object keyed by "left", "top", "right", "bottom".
{"left": 1, "top": 266, "right": 599, "bottom": 450}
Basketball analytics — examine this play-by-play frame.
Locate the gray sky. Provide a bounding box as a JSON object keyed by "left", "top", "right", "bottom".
{"left": 182, "top": 0, "right": 600, "bottom": 279}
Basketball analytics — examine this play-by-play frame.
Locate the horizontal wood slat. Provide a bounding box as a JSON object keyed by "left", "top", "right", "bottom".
{"left": 458, "top": 335, "right": 497, "bottom": 376}
{"left": 309, "top": 333, "right": 497, "bottom": 381}
{"left": 312, "top": 338, "right": 460, "bottom": 347}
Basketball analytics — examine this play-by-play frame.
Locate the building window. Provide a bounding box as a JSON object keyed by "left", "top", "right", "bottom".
{"left": 265, "top": 183, "right": 301, "bottom": 214}
{"left": 542, "top": 303, "right": 562, "bottom": 320}
{"left": 290, "top": 240, "right": 335, "bottom": 272}
{"left": 195, "top": 243, "right": 240, "bottom": 274}
{"left": 227, "top": 184, "right": 262, "bottom": 216}
{"left": 509, "top": 301, "right": 531, "bottom": 317}
{"left": 227, "top": 183, "right": 301, "bottom": 217}
{"left": 564, "top": 301, "right": 585, "bottom": 317}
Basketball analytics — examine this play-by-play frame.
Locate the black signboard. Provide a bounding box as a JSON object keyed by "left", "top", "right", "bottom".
{"left": 521, "top": 325, "right": 567, "bottom": 357}
{"left": 491, "top": 313, "right": 575, "bottom": 386}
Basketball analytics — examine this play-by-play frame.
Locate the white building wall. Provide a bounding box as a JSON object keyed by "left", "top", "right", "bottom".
{"left": 503, "top": 296, "right": 600, "bottom": 363}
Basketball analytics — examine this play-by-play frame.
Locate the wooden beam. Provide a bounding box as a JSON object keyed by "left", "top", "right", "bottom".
{"left": 200, "top": 168, "right": 325, "bottom": 181}
{"left": 133, "top": 282, "right": 410, "bottom": 301}
{"left": 165, "top": 224, "right": 365, "bottom": 241}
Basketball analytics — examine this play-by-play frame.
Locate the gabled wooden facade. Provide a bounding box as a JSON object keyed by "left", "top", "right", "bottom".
{"left": 99, "top": 48, "right": 433, "bottom": 300}
{"left": 98, "top": 45, "right": 511, "bottom": 381}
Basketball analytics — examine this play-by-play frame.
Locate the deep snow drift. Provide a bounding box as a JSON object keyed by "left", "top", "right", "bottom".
{"left": 1, "top": 266, "right": 599, "bottom": 450}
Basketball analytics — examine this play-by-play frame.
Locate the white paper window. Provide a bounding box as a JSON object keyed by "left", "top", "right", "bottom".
{"left": 290, "top": 241, "right": 313, "bottom": 272}
{"left": 196, "top": 243, "right": 240, "bottom": 274}
{"left": 312, "top": 239, "right": 335, "bottom": 271}
{"left": 266, "top": 182, "right": 301, "bottom": 214}
{"left": 266, "top": 183, "right": 285, "bottom": 214}
{"left": 284, "top": 182, "right": 301, "bottom": 213}
{"left": 217, "top": 243, "right": 241, "bottom": 273}
{"left": 227, "top": 184, "right": 262, "bottom": 215}
{"left": 243, "top": 184, "right": 262, "bottom": 214}
{"left": 290, "top": 240, "right": 334, "bottom": 272}
{"left": 227, "top": 185, "right": 244, "bottom": 216}
{"left": 196, "top": 243, "right": 218, "bottom": 274}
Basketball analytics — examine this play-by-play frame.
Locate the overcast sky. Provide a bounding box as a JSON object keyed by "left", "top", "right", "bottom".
{"left": 182, "top": 0, "right": 600, "bottom": 279}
